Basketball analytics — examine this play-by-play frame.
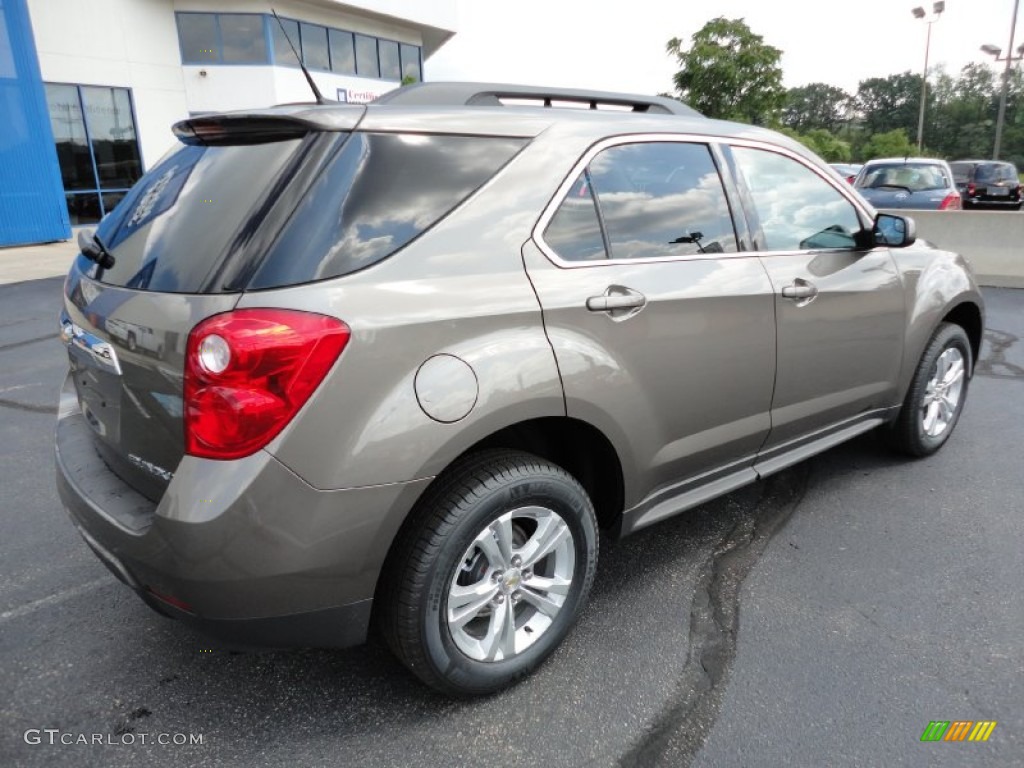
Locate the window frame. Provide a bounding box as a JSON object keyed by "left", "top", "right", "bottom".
{"left": 43, "top": 82, "right": 145, "bottom": 225}
{"left": 535, "top": 135, "right": 748, "bottom": 267}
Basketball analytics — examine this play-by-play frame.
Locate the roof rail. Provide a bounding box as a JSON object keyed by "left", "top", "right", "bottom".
{"left": 374, "top": 82, "right": 700, "bottom": 117}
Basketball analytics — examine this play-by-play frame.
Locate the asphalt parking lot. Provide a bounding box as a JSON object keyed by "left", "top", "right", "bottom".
{"left": 2, "top": 277, "right": 1022, "bottom": 767}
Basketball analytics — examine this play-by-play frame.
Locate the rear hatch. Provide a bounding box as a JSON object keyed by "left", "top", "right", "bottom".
{"left": 61, "top": 105, "right": 531, "bottom": 502}
{"left": 61, "top": 108, "right": 363, "bottom": 501}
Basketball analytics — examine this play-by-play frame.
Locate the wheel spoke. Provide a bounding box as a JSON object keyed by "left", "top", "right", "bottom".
{"left": 474, "top": 527, "right": 507, "bottom": 571}
{"left": 520, "top": 516, "right": 570, "bottom": 569}
{"left": 448, "top": 581, "right": 498, "bottom": 630}
{"left": 923, "top": 400, "right": 940, "bottom": 433}
{"left": 492, "top": 515, "right": 515, "bottom": 569}
{"left": 939, "top": 397, "right": 955, "bottom": 423}
{"left": 523, "top": 573, "right": 572, "bottom": 597}
{"left": 481, "top": 599, "right": 516, "bottom": 661}
{"left": 943, "top": 358, "right": 964, "bottom": 387}
{"left": 519, "top": 585, "right": 563, "bottom": 618}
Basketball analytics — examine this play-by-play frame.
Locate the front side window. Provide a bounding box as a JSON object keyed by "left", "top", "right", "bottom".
{"left": 731, "top": 147, "right": 861, "bottom": 252}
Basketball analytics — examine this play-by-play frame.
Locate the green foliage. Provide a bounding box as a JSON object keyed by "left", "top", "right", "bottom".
{"left": 782, "top": 83, "right": 851, "bottom": 134}
{"left": 776, "top": 126, "right": 852, "bottom": 162}
{"left": 854, "top": 72, "right": 925, "bottom": 138}
{"left": 861, "top": 129, "right": 919, "bottom": 160}
{"left": 666, "top": 18, "right": 785, "bottom": 124}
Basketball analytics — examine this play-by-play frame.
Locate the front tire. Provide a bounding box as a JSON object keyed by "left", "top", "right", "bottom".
{"left": 889, "top": 322, "right": 972, "bottom": 457}
{"left": 380, "top": 450, "right": 598, "bottom": 696}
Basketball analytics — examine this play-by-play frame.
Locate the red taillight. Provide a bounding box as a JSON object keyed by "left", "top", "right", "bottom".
{"left": 967, "top": 182, "right": 976, "bottom": 196}
{"left": 939, "top": 193, "right": 962, "bottom": 211}
{"left": 184, "top": 309, "right": 350, "bottom": 460}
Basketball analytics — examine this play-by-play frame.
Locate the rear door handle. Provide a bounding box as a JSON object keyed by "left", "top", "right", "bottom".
{"left": 781, "top": 279, "right": 818, "bottom": 301}
{"left": 586, "top": 294, "right": 646, "bottom": 311}
{"left": 586, "top": 286, "right": 647, "bottom": 318}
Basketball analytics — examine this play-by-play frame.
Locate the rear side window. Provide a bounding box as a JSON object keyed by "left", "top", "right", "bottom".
{"left": 88, "top": 139, "right": 304, "bottom": 292}
{"left": 950, "top": 162, "right": 971, "bottom": 183}
{"left": 248, "top": 133, "right": 526, "bottom": 289}
{"left": 543, "top": 142, "right": 737, "bottom": 261}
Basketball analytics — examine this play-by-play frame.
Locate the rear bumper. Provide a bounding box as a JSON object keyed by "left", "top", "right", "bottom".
{"left": 55, "top": 376, "right": 431, "bottom": 648}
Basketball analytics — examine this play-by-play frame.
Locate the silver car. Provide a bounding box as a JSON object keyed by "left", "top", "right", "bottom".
{"left": 56, "top": 83, "right": 983, "bottom": 695}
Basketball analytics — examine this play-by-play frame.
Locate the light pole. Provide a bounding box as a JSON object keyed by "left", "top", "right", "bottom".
{"left": 913, "top": 2, "right": 945, "bottom": 152}
{"left": 981, "top": 0, "right": 1022, "bottom": 159}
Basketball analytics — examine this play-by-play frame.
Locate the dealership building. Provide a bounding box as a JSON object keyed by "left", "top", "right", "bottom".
{"left": 0, "top": 0, "right": 456, "bottom": 246}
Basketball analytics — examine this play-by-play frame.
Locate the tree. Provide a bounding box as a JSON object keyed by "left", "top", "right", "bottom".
{"left": 782, "top": 83, "right": 851, "bottom": 134}
{"left": 777, "top": 126, "right": 852, "bottom": 162}
{"left": 854, "top": 72, "right": 925, "bottom": 138}
{"left": 861, "top": 128, "right": 918, "bottom": 160}
{"left": 666, "top": 18, "right": 785, "bottom": 124}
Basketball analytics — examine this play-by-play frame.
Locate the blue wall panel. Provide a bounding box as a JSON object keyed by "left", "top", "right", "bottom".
{"left": 0, "top": 0, "right": 71, "bottom": 246}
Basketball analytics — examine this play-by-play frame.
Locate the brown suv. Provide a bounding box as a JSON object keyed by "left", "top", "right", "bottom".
{"left": 56, "top": 83, "right": 983, "bottom": 695}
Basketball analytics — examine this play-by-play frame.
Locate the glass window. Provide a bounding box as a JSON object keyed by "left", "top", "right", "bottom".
{"left": 66, "top": 193, "right": 102, "bottom": 226}
{"left": 856, "top": 161, "right": 950, "bottom": 192}
{"left": 271, "top": 17, "right": 301, "bottom": 67}
{"left": 732, "top": 147, "right": 861, "bottom": 251}
{"left": 400, "top": 44, "right": 421, "bottom": 82}
{"left": 90, "top": 140, "right": 304, "bottom": 292}
{"left": 176, "top": 13, "right": 218, "bottom": 63}
{"left": 80, "top": 86, "right": 143, "bottom": 190}
{"left": 45, "top": 84, "right": 94, "bottom": 191}
{"left": 543, "top": 173, "right": 607, "bottom": 261}
{"left": 251, "top": 134, "right": 528, "bottom": 288}
{"left": 587, "top": 142, "right": 737, "bottom": 259}
{"left": 329, "top": 29, "right": 356, "bottom": 74}
{"left": 300, "top": 23, "right": 329, "bottom": 70}
{"left": 379, "top": 39, "right": 401, "bottom": 80}
{"left": 220, "top": 14, "right": 267, "bottom": 63}
{"left": 354, "top": 34, "right": 378, "bottom": 77}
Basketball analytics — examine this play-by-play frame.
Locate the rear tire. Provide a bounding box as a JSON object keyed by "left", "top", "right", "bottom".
{"left": 379, "top": 450, "right": 598, "bottom": 696}
{"left": 888, "top": 322, "right": 972, "bottom": 457}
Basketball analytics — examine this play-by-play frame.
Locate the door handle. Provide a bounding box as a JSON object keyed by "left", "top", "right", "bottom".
{"left": 781, "top": 279, "right": 818, "bottom": 300}
{"left": 586, "top": 286, "right": 647, "bottom": 318}
{"left": 586, "top": 294, "right": 646, "bottom": 311}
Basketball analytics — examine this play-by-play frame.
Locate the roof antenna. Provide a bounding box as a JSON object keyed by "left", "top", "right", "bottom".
{"left": 271, "top": 9, "right": 326, "bottom": 104}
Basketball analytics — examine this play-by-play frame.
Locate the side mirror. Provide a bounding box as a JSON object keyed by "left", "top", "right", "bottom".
{"left": 873, "top": 213, "right": 917, "bottom": 248}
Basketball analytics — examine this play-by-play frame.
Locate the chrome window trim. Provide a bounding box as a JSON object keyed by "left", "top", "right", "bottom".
{"left": 532, "top": 132, "right": 878, "bottom": 268}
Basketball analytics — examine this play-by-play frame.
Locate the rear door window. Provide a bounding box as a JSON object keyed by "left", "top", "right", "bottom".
{"left": 248, "top": 133, "right": 527, "bottom": 289}
{"left": 543, "top": 141, "right": 737, "bottom": 261}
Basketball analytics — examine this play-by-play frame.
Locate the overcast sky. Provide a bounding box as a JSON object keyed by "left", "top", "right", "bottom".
{"left": 427, "top": 0, "right": 1022, "bottom": 96}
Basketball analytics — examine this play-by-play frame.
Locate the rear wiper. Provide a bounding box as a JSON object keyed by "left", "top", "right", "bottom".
{"left": 872, "top": 184, "right": 913, "bottom": 194}
{"left": 77, "top": 228, "right": 115, "bottom": 269}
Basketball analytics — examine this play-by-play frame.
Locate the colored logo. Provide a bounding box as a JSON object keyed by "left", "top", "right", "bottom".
{"left": 920, "top": 721, "right": 997, "bottom": 742}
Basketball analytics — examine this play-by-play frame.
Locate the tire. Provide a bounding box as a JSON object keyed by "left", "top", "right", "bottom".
{"left": 888, "top": 322, "right": 972, "bottom": 457}
{"left": 379, "top": 449, "right": 598, "bottom": 696}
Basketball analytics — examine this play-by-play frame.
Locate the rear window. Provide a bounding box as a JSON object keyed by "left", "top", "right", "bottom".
{"left": 247, "top": 133, "right": 527, "bottom": 289}
{"left": 976, "top": 162, "right": 1017, "bottom": 182}
{"left": 856, "top": 162, "right": 950, "bottom": 192}
{"left": 88, "top": 139, "right": 304, "bottom": 292}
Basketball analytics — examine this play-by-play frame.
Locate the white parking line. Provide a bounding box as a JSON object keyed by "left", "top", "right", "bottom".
{"left": 0, "top": 578, "right": 110, "bottom": 623}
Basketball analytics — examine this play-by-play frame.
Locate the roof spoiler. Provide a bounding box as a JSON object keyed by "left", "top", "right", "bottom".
{"left": 172, "top": 106, "right": 364, "bottom": 146}
{"left": 375, "top": 82, "right": 701, "bottom": 117}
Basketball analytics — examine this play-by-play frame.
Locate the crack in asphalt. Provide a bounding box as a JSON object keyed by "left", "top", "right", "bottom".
{"left": 619, "top": 465, "right": 811, "bottom": 768}
{"left": 976, "top": 329, "right": 1024, "bottom": 379}
{"left": 0, "top": 397, "right": 58, "bottom": 415}
{"left": 0, "top": 333, "right": 56, "bottom": 353}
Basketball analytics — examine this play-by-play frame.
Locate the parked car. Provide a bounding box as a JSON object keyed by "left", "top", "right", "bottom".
{"left": 829, "top": 162, "right": 862, "bottom": 184}
{"left": 853, "top": 157, "right": 962, "bottom": 210}
{"left": 56, "top": 83, "right": 984, "bottom": 696}
{"left": 950, "top": 159, "right": 1022, "bottom": 210}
